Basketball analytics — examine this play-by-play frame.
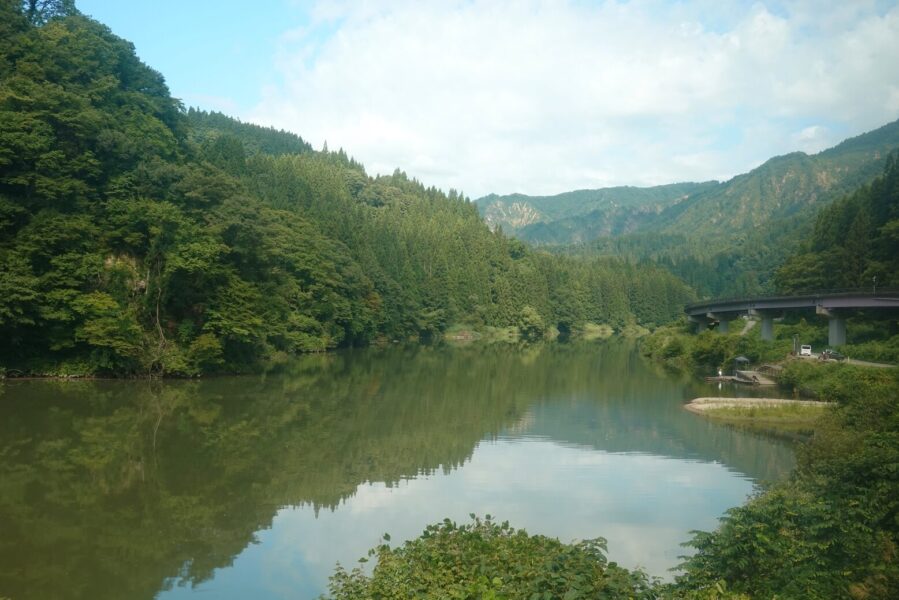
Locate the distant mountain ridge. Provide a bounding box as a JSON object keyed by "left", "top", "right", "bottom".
{"left": 476, "top": 182, "right": 716, "bottom": 241}
{"left": 476, "top": 119, "right": 899, "bottom": 250}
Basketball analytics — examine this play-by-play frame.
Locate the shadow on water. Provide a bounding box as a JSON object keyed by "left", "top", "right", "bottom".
{"left": 0, "top": 340, "right": 795, "bottom": 600}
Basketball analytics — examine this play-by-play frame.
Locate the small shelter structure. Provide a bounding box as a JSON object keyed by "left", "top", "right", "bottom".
{"left": 733, "top": 356, "right": 750, "bottom": 374}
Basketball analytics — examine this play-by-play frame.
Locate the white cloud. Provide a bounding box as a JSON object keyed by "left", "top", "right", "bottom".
{"left": 791, "top": 124, "right": 833, "bottom": 153}
{"left": 248, "top": 0, "right": 899, "bottom": 197}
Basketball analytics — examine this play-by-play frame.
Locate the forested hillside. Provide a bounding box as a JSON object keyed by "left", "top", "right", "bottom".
{"left": 775, "top": 151, "right": 899, "bottom": 292}
{"left": 0, "top": 2, "right": 693, "bottom": 376}
{"left": 480, "top": 120, "right": 899, "bottom": 297}
{"left": 476, "top": 182, "right": 716, "bottom": 242}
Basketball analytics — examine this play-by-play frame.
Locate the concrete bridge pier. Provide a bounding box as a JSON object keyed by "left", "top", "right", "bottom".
{"left": 689, "top": 315, "right": 711, "bottom": 334}
{"left": 707, "top": 312, "right": 730, "bottom": 334}
{"left": 749, "top": 309, "right": 775, "bottom": 341}
{"left": 685, "top": 292, "right": 899, "bottom": 345}
{"left": 817, "top": 306, "right": 847, "bottom": 346}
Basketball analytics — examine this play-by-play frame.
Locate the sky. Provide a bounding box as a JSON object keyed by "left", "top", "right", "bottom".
{"left": 77, "top": 0, "right": 899, "bottom": 198}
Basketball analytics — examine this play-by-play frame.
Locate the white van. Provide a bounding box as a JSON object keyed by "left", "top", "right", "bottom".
{"left": 800, "top": 345, "right": 812, "bottom": 356}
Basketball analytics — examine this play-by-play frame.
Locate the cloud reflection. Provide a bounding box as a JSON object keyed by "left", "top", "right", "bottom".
{"left": 161, "top": 438, "right": 755, "bottom": 599}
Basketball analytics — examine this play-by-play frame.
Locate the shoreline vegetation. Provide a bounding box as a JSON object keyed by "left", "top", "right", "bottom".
{"left": 326, "top": 326, "right": 898, "bottom": 599}
{"left": 684, "top": 397, "right": 833, "bottom": 437}
{"left": 636, "top": 324, "right": 899, "bottom": 598}
{"left": 0, "top": 321, "right": 646, "bottom": 380}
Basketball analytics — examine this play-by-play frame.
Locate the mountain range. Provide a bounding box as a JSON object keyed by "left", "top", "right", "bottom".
{"left": 475, "top": 121, "right": 899, "bottom": 296}
{"left": 476, "top": 119, "right": 899, "bottom": 252}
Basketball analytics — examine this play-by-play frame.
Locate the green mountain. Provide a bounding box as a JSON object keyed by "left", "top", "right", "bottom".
{"left": 476, "top": 182, "right": 716, "bottom": 242}
{"left": 478, "top": 120, "right": 899, "bottom": 297}
{"left": 774, "top": 151, "right": 899, "bottom": 292}
{"left": 187, "top": 107, "right": 313, "bottom": 158}
{"left": 478, "top": 121, "right": 899, "bottom": 249}
{"left": 660, "top": 122, "right": 899, "bottom": 241}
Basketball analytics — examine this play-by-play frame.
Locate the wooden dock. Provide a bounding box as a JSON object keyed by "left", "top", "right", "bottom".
{"left": 705, "top": 370, "right": 777, "bottom": 386}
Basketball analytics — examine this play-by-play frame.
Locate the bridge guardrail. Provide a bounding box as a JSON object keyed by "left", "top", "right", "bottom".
{"left": 685, "top": 288, "right": 899, "bottom": 312}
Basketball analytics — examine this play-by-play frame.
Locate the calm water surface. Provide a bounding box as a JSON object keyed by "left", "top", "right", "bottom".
{"left": 0, "top": 341, "right": 795, "bottom": 599}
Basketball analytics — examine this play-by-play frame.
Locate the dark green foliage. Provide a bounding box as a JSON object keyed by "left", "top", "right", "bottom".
{"left": 641, "top": 321, "right": 792, "bottom": 373}
{"left": 21, "top": 0, "right": 76, "bottom": 25}
{"left": 644, "top": 325, "right": 899, "bottom": 599}
{"left": 186, "top": 107, "right": 313, "bottom": 158}
{"left": 677, "top": 485, "right": 877, "bottom": 598}
{"left": 0, "top": 7, "right": 371, "bottom": 375}
{"left": 676, "top": 365, "right": 899, "bottom": 599}
{"left": 776, "top": 151, "right": 899, "bottom": 292}
{"left": 0, "top": 3, "right": 696, "bottom": 376}
{"left": 326, "top": 516, "right": 658, "bottom": 600}
{"left": 778, "top": 360, "right": 897, "bottom": 404}
{"left": 842, "top": 334, "right": 899, "bottom": 364}
{"left": 516, "top": 305, "right": 545, "bottom": 341}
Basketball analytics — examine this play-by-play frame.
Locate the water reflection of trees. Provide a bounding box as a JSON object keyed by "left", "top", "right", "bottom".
{"left": 1, "top": 347, "right": 533, "bottom": 599}
{"left": 0, "top": 341, "right": 794, "bottom": 599}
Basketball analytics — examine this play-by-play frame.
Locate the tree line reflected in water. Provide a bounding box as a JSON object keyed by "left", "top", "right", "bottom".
{"left": 0, "top": 341, "right": 794, "bottom": 599}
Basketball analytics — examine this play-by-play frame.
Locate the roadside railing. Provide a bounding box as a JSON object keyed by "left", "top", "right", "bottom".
{"left": 685, "top": 288, "right": 899, "bottom": 312}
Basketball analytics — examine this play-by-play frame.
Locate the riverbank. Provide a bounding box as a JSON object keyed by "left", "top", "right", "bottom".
{"left": 443, "top": 321, "right": 645, "bottom": 345}
{"left": 685, "top": 397, "right": 833, "bottom": 436}
{"left": 638, "top": 322, "right": 899, "bottom": 597}
{"left": 2, "top": 322, "right": 653, "bottom": 380}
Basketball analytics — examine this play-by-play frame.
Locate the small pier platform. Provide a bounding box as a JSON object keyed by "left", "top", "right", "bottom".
{"left": 705, "top": 375, "right": 737, "bottom": 383}
{"left": 705, "top": 370, "right": 777, "bottom": 386}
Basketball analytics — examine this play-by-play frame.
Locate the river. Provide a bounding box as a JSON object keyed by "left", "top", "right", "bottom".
{"left": 0, "top": 340, "right": 795, "bottom": 599}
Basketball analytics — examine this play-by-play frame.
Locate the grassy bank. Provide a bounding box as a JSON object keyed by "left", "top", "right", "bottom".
{"left": 685, "top": 398, "right": 832, "bottom": 437}
{"left": 640, "top": 320, "right": 791, "bottom": 374}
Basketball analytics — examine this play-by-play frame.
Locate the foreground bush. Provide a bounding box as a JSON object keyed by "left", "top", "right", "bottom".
{"left": 326, "top": 516, "right": 658, "bottom": 599}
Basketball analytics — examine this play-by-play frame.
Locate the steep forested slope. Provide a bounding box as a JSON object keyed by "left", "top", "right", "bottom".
{"left": 187, "top": 108, "right": 313, "bottom": 158}
{"left": 775, "top": 151, "right": 899, "bottom": 292}
{"left": 0, "top": 2, "right": 693, "bottom": 376}
{"left": 475, "top": 182, "right": 716, "bottom": 242}
{"left": 660, "top": 123, "right": 899, "bottom": 239}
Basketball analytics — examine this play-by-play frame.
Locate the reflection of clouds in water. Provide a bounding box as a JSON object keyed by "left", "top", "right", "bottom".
{"left": 347, "top": 479, "right": 419, "bottom": 515}
{"left": 160, "top": 439, "right": 755, "bottom": 599}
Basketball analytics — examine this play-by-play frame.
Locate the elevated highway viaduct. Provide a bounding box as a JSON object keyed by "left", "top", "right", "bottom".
{"left": 685, "top": 291, "right": 899, "bottom": 347}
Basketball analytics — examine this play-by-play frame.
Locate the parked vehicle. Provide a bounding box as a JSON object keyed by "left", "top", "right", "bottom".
{"left": 820, "top": 349, "right": 846, "bottom": 361}
{"left": 799, "top": 345, "right": 812, "bottom": 356}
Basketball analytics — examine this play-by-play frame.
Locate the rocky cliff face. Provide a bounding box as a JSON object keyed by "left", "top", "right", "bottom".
{"left": 482, "top": 200, "right": 544, "bottom": 231}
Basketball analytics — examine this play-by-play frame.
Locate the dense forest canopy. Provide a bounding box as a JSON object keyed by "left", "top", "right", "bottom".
{"left": 0, "top": 0, "right": 693, "bottom": 376}
{"left": 776, "top": 151, "right": 899, "bottom": 292}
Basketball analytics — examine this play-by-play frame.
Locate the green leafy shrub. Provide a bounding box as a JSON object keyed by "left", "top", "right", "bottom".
{"left": 517, "top": 305, "right": 546, "bottom": 342}
{"left": 677, "top": 365, "right": 899, "bottom": 599}
{"left": 843, "top": 334, "right": 899, "bottom": 364}
{"left": 779, "top": 360, "right": 897, "bottom": 404}
{"left": 326, "top": 516, "right": 658, "bottom": 599}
